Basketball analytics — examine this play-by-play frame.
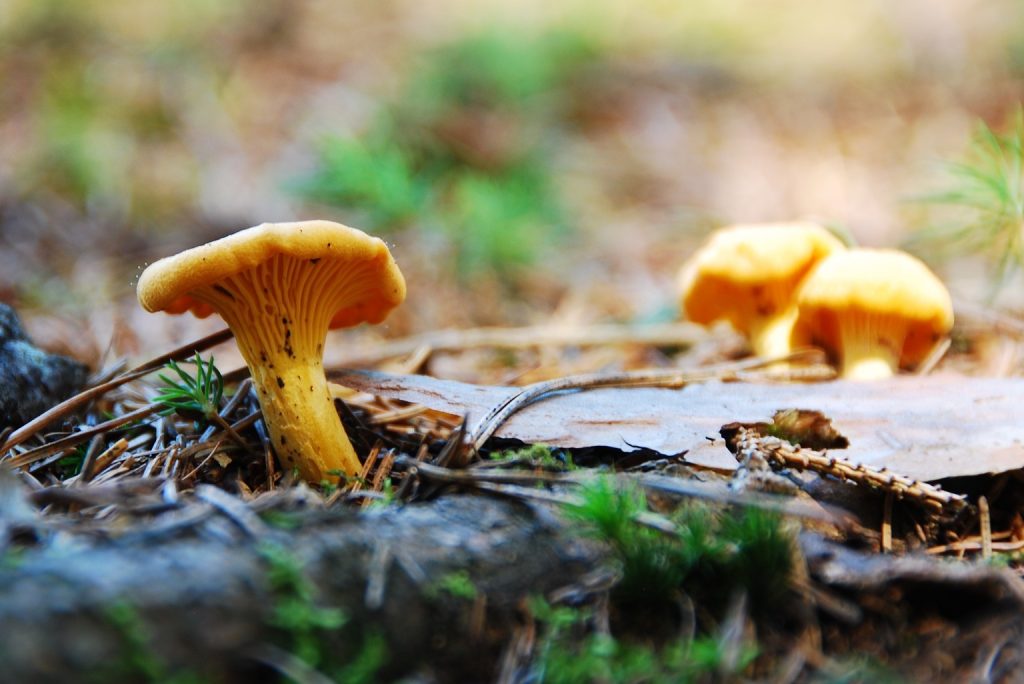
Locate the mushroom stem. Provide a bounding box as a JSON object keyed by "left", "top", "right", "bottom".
{"left": 747, "top": 307, "right": 799, "bottom": 359}
{"left": 837, "top": 319, "right": 904, "bottom": 380}
{"left": 188, "top": 256, "right": 378, "bottom": 483}
{"left": 253, "top": 356, "right": 360, "bottom": 482}
{"left": 842, "top": 355, "right": 897, "bottom": 380}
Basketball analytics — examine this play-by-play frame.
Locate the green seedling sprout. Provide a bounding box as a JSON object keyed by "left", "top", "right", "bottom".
{"left": 153, "top": 354, "right": 246, "bottom": 448}
{"left": 154, "top": 352, "right": 224, "bottom": 422}
{"left": 918, "top": 109, "right": 1024, "bottom": 293}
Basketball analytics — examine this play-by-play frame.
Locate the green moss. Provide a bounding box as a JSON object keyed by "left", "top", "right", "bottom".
{"left": 531, "top": 598, "right": 758, "bottom": 684}
{"left": 566, "top": 476, "right": 794, "bottom": 615}
{"left": 258, "top": 542, "right": 346, "bottom": 669}
{"left": 489, "top": 443, "right": 575, "bottom": 469}
{"left": 533, "top": 481, "right": 790, "bottom": 681}
{"left": 257, "top": 542, "right": 388, "bottom": 681}
{"left": 332, "top": 631, "right": 387, "bottom": 684}
{"left": 427, "top": 569, "right": 478, "bottom": 601}
{"left": 100, "top": 602, "right": 208, "bottom": 684}
{"left": 259, "top": 510, "right": 305, "bottom": 531}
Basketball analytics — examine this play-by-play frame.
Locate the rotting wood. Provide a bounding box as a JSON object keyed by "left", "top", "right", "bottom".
{"left": 4, "top": 475, "right": 1021, "bottom": 682}
{"left": 0, "top": 493, "right": 602, "bottom": 684}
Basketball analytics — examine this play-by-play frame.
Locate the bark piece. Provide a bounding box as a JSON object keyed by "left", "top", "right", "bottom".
{"left": 802, "top": 533, "right": 1024, "bottom": 680}
{"left": 0, "top": 303, "right": 88, "bottom": 431}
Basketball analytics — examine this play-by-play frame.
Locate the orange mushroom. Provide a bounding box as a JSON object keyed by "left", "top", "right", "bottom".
{"left": 792, "top": 248, "right": 953, "bottom": 380}
{"left": 137, "top": 220, "right": 406, "bottom": 483}
{"left": 679, "top": 223, "right": 844, "bottom": 358}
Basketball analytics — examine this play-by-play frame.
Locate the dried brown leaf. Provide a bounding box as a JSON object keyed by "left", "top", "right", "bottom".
{"left": 332, "top": 370, "right": 1024, "bottom": 482}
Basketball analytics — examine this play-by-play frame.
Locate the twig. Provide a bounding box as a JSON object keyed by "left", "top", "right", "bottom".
{"left": 954, "top": 299, "right": 1024, "bottom": 339}
{"left": 364, "top": 541, "right": 393, "bottom": 610}
{"left": 882, "top": 491, "right": 893, "bottom": 553}
{"left": 470, "top": 481, "right": 680, "bottom": 534}
{"left": 195, "top": 484, "right": 269, "bottom": 537}
{"left": 369, "top": 405, "right": 431, "bottom": 425}
{"left": 247, "top": 643, "right": 337, "bottom": 684}
{"left": 75, "top": 435, "right": 106, "bottom": 485}
{"left": 927, "top": 538, "right": 1024, "bottom": 555}
{"left": 396, "top": 456, "right": 850, "bottom": 527}
{"left": 347, "top": 443, "right": 380, "bottom": 496}
{"left": 915, "top": 337, "right": 951, "bottom": 376}
{"left": 337, "top": 322, "right": 709, "bottom": 366}
{"left": 631, "top": 472, "right": 852, "bottom": 528}
{"left": 730, "top": 428, "right": 968, "bottom": 517}
{"left": 4, "top": 404, "right": 158, "bottom": 470}
{"left": 0, "top": 328, "right": 233, "bottom": 455}
{"left": 980, "top": 496, "right": 993, "bottom": 560}
{"left": 84, "top": 438, "right": 130, "bottom": 483}
{"left": 468, "top": 350, "right": 832, "bottom": 451}
{"left": 28, "top": 478, "right": 165, "bottom": 509}
{"left": 371, "top": 450, "right": 395, "bottom": 492}
{"left": 202, "top": 378, "right": 254, "bottom": 450}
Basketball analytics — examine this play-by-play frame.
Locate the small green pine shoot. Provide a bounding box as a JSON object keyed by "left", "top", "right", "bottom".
{"left": 367, "top": 478, "right": 396, "bottom": 509}
{"left": 327, "top": 468, "right": 371, "bottom": 490}
{"left": 154, "top": 353, "right": 225, "bottom": 422}
{"left": 918, "top": 110, "right": 1024, "bottom": 291}
{"left": 56, "top": 445, "right": 87, "bottom": 478}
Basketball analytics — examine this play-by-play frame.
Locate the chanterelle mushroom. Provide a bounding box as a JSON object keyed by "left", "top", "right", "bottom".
{"left": 137, "top": 220, "right": 406, "bottom": 483}
{"left": 678, "top": 223, "right": 844, "bottom": 358}
{"left": 792, "top": 248, "right": 953, "bottom": 380}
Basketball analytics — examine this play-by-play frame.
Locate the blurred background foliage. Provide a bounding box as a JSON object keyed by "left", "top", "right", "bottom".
{"left": 2, "top": 0, "right": 1024, "bottom": 364}
{"left": 293, "top": 30, "right": 593, "bottom": 280}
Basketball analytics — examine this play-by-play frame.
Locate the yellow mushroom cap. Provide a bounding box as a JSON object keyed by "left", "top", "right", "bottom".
{"left": 792, "top": 248, "right": 953, "bottom": 378}
{"left": 137, "top": 220, "right": 406, "bottom": 328}
{"left": 678, "top": 222, "right": 845, "bottom": 357}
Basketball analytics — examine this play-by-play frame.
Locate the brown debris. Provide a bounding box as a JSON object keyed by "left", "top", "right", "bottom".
{"left": 0, "top": 319, "right": 1021, "bottom": 681}
{"left": 722, "top": 425, "right": 969, "bottom": 517}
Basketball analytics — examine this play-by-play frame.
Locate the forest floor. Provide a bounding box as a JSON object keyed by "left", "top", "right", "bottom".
{"left": 5, "top": 1, "right": 1024, "bottom": 681}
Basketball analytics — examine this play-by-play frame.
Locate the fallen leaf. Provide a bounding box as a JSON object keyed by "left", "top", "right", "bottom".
{"left": 330, "top": 370, "right": 1024, "bottom": 482}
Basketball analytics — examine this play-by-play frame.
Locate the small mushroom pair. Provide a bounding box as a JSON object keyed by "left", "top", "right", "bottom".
{"left": 138, "top": 221, "right": 405, "bottom": 484}
{"left": 679, "top": 223, "right": 953, "bottom": 380}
